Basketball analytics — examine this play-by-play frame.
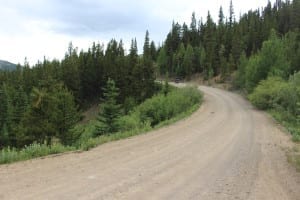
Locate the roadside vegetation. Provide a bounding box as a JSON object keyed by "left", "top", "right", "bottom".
{"left": 0, "top": 85, "right": 202, "bottom": 164}
{"left": 232, "top": 28, "right": 300, "bottom": 170}
{"left": 248, "top": 75, "right": 300, "bottom": 142}
{"left": 233, "top": 30, "right": 300, "bottom": 142}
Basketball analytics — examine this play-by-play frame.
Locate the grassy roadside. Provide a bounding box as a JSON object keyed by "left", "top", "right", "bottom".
{"left": 0, "top": 86, "right": 202, "bottom": 164}
{"left": 246, "top": 76, "right": 300, "bottom": 171}
{"left": 269, "top": 110, "right": 300, "bottom": 171}
{"left": 287, "top": 145, "right": 300, "bottom": 172}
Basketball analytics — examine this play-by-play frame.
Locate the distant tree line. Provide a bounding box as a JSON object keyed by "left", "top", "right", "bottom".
{"left": 157, "top": 0, "right": 300, "bottom": 80}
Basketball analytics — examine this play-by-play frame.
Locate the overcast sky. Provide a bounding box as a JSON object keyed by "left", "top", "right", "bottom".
{"left": 0, "top": 0, "right": 275, "bottom": 65}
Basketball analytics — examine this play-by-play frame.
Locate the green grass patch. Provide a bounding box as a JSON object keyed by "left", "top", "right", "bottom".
{"left": 0, "top": 143, "right": 75, "bottom": 164}
{"left": 269, "top": 109, "right": 300, "bottom": 142}
{"left": 0, "top": 86, "right": 202, "bottom": 164}
{"left": 287, "top": 145, "right": 300, "bottom": 171}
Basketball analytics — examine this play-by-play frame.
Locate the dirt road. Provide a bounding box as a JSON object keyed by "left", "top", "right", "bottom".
{"left": 1, "top": 85, "right": 300, "bottom": 200}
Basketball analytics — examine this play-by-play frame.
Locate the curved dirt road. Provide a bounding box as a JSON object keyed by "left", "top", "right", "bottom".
{"left": 1, "top": 85, "right": 300, "bottom": 200}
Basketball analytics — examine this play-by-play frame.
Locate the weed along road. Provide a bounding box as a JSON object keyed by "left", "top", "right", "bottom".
{"left": 1, "top": 85, "right": 300, "bottom": 200}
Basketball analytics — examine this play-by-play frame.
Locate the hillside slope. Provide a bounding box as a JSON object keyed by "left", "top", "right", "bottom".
{"left": 0, "top": 60, "right": 16, "bottom": 71}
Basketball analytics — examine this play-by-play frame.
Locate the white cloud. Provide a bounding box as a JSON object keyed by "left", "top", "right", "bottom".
{"left": 0, "top": 0, "right": 275, "bottom": 64}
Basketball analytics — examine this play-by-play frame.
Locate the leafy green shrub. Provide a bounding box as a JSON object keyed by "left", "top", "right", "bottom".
{"left": 245, "top": 55, "right": 262, "bottom": 92}
{"left": 118, "top": 113, "right": 142, "bottom": 132}
{"left": 262, "top": 72, "right": 300, "bottom": 115}
{"left": 249, "top": 76, "right": 288, "bottom": 110}
{"left": 251, "top": 73, "right": 300, "bottom": 141}
{"left": 134, "top": 87, "right": 202, "bottom": 127}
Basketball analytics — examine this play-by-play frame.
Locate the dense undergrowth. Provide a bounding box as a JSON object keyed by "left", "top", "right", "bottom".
{"left": 0, "top": 86, "right": 202, "bottom": 164}
{"left": 248, "top": 74, "right": 300, "bottom": 142}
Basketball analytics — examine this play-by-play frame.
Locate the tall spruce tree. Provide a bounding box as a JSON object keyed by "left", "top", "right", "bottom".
{"left": 190, "top": 12, "right": 199, "bottom": 47}
{"left": 150, "top": 41, "right": 157, "bottom": 61}
{"left": 0, "top": 84, "right": 12, "bottom": 147}
{"left": 142, "top": 31, "right": 155, "bottom": 99}
{"left": 183, "top": 44, "right": 194, "bottom": 78}
{"left": 54, "top": 85, "right": 80, "bottom": 145}
{"left": 143, "top": 30, "right": 151, "bottom": 58}
{"left": 203, "top": 12, "right": 217, "bottom": 77}
{"left": 157, "top": 46, "right": 168, "bottom": 75}
{"left": 95, "top": 78, "right": 121, "bottom": 135}
{"left": 229, "top": 0, "right": 235, "bottom": 28}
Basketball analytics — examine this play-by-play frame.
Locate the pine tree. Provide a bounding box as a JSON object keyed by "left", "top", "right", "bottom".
{"left": 54, "top": 85, "right": 80, "bottom": 145}
{"left": 123, "top": 38, "right": 137, "bottom": 99}
{"left": 20, "top": 87, "right": 58, "bottom": 146}
{"left": 165, "top": 22, "right": 182, "bottom": 74}
{"left": 284, "top": 31, "right": 300, "bottom": 74}
{"left": 192, "top": 46, "right": 202, "bottom": 73}
{"left": 104, "top": 39, "right": 119, "bottom": 79}
{"left": 129, "top": 38, "right": 138, "bottom": 68}
{"left": 61, "top": 42, "right": 81, "bottom": 102}
{"left": 0, "top": 84, "right": 11, "bottom": 147}
{"left": 234, "top": 52, "right": 248, "bottom": 88}
{"left": 292, "top": 0, "right": 300, "bottom": 30}
{"left": 199, "top": 46, "right": 206, "bottom": 73}
{"left": 150, "top": 41, "right": 157, "bottom": 61}
{"left": 231, "top": 25, "right": 243, "bottom": 66}
{"left": 157, "top": 46, "right": 168, "bottom": 75}
{"left": 0, "top": 85, "right": 8, "bottom": 130}
{"left": 0, "top": 83, "right": 15, "bottom": 147}
{"left": 143, "top": 30, "right": 151, "bottom": 58}
{"left": 78, "top": 42, "right": 105, "bottom": 103}
{"left": 95, "top": 78, "right": 121, "bottom": 135}
{"left": 219, "top": 44, "right": 228, "bottom": 78}
{"left": 229, "top": 0, "right": 235, "bottom": 28}
{"left": 203, "top": 12, "right": 217, "bottom": 77}
{"left": 190, "top": 12, "right": 199, "bottom": 46}
{"left": 141, "top": 31, "right": 155, "bottom": 99}
{"left": 0, "top": 124, "right": 9, "bottom": 148}
{"left": 218, "top": 6, "right": 225, "bottom": 26}
{"left": 216, "top": 6, "right": 226, "bottom": 73}
{"left": 183, "top": 44, "right": 194, "bottom": 79}
{"left": 175, "top": 43, "right": 186, "bottom": 77}
{"left": 182, "top": 23, "right": 190, "bottom": 45}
